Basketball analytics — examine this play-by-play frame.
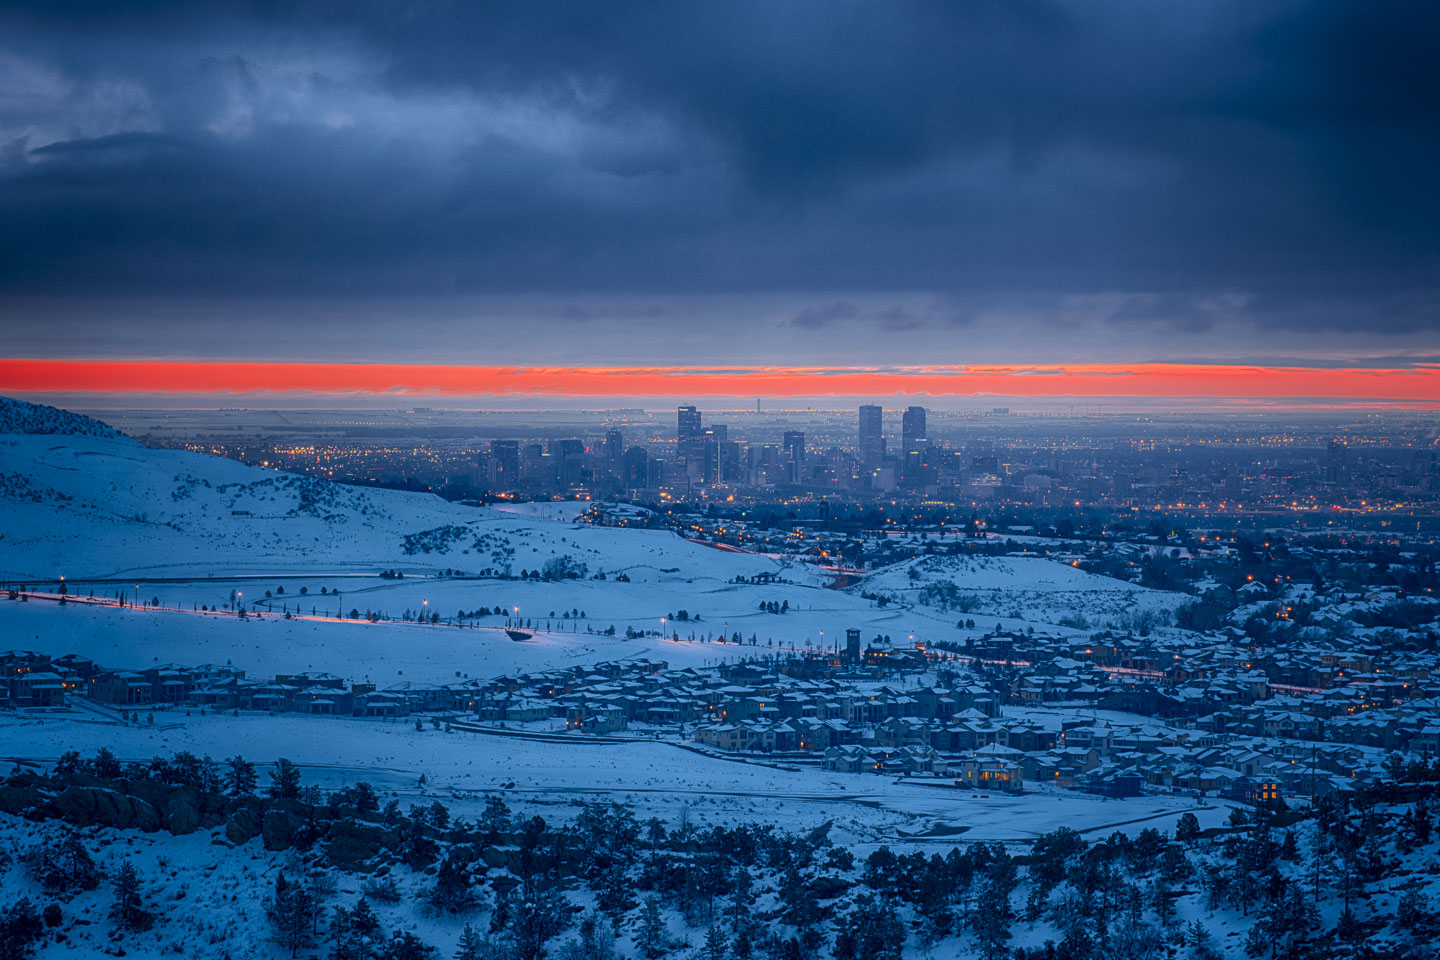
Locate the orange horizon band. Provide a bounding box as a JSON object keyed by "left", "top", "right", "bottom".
{"left": 1, "top": 359, "right": 1439, "bottom": 404}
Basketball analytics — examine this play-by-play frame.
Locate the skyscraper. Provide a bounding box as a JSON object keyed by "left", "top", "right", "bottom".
{"left": 858, "top": 405, "right": 884, "bottom": 464}
{"left": 604, "top": 428, "right": 623, "bottom": 472}
{"left": 902, "top": 405, "right": 926, "bottom": 455}
{"left": 622, "top": 445, "right": 649, "bottom": 487}
{"left": 783, "top": 430, "right": 805, "bottom": 483}
{"left": 677, "top": 405, "right": 702, "bottom": 443}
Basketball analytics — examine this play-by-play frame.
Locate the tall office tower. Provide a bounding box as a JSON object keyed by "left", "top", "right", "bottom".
{"left": 902, "top": 405, "right": 927, "bottom": 455}
{"left": 604, "top": 429, "right": 623, "bottom": 475}
{"left": 677, "top": 405, "right": 702, "bottom": 443}
{"left": 1325, "top": 439, "right": 1350, "bottom": 483}
{"left": 623, "top": 445, "right": 649, "bottom": 487}
{"left": 783, "top": 430, "right": 805, "bottom": 482}
{"left": 553, "top": 438, "right": 586, "bottom": 487}
{"left": 783, "top": 431, "right": 806, "bottom": 462}
{"left": 721, "top": 440, "right": 744, "bottom": 484}
{"left": 490, "top": 439, "right": 520, "bottom": 488}
{"left": 858, "top": 405, "right": 884, "bottom": 464}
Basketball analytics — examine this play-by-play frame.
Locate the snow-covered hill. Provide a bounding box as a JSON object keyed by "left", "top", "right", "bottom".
{"left": 0, "top": 396, "right": 125, "bottom": 440}
{"left": 0, "top": 396, "right": 808, "bottom": 585}
{"left": 860, "top": 553, "right": 1184, "bottom": 629}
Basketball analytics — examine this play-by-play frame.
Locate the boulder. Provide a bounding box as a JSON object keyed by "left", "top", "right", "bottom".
{"left": 261, "top": 805, "right": 308, "bottom": 851}
{"left": 166, "top": 793, "right": 202, "bottom": 835}
{"left": 0, "top": 782, "right": 48, "bottom": 817}
{"left": 225, "top": 807, "right": 263, "bottom": 845}
{"left": 326, "top": 819, "right": 399, "bottom": 872}
{"left": 51, "top": 785, "right": 162, "bottom": 832}
{"left": 479, "top": 845, "right": 510, "bottom": 870}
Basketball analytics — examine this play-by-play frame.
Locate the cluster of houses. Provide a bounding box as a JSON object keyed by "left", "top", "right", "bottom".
{"left": 6, "top": 616, "right": 1438, "bottom": 806}
{"left": 0, "top": 649, "right": 473, "bottom": 718}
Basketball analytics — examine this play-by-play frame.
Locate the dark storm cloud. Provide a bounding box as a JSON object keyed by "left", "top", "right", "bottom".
{"left": 1, "top": 0, "right": 1437, "bottom": 341}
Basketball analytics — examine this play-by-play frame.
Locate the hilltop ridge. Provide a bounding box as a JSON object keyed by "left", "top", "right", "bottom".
{"left": 0, "top": 396, "right": 128, "bottom": 441}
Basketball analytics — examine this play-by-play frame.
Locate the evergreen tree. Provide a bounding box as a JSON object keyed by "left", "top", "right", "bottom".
{"left": 110, "top": 860, "right": 152, "bottom": 933}
{"left": 224, "top": 756, "right": 257, "bottom": 796}
{"left": 1243, "top": 920, "right": 1269, "bottom": 958}
{"left": 268, "top": 758, "right": 303, "bottom": 799}
{"left": 428, "top": 857, "right": 478, "bottom": 915}
{"left": 840, "top": 896, "right": 905, "bottom": 960}
{"left": 726, "top": 868, "right": 754, "bottom": 936}
{"left": 703, "top": 924, "right": 728, "bottom": 960}
{"left": 481, "top": 795, "right": 512, "bottom": 842}
{"left": 971, "top": 880, "right": 1011, "bottom": 960}
{"left": 637, "top": 896, "right": 668, "bottom": 959}
{"left": 1175, "top": 813, "right": 1201, "bottom": 842}
{"left": 490, "top": 884, "right": 515, "bottom": 935}
{"left": 351, "top": 898, "right": 382, "bottom": 938}
{"left": 0, "top": 899, "right": 45, "bottom": 960}
{"left": 1280, "top": 830, "right": 1300, "bottom": 862}
{"left": 454, "top": 922, "right": 484, "bottom": 960}
{"left": 354, "top": 781, "right": 380, "bottom": 814}
{"left": 1185, "top": 920, "right": 1219, "bottom": 960}
{"left": 380, "top": 931, "right": 436, "bottom": 960}
{"left": 513, "top": 890, "right": 572, "bottom": 960}
{"left": 266, "top": 874, "right": 314, "bottom": 957}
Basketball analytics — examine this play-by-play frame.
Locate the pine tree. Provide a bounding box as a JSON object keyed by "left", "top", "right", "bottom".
{"left": 354, "top": 781, "right": 380, "bottom": 814}
{"left": 380, "top": 930, "right": 436, "bottom": 960}
{"left": 1185, "top": 920, "right": 1219, "bottom": 960}
{"left": 703, "top": 924, "right": 728, "bottom": 960}
{"left": 454, "top": 922, "right": 484, "bottom": 960}
{"left": 1243, "top": 920, "right": 1269, "bottom": 958}
{"left": 1280, "top": 829, "right": 1300, "bottom": 861}
{"left": 513, "top": 890, "right": 573, "bottom": 960}
{"left": 971, "top": 880, "right": 1011, "bottom": 960}
{"left": 268, "top": 758, "right": 302, "bottom": 799}
{"left": 110, "top": 860, "right": 151, "bottom": 932}
{"left": 2, "top": 898, "right": 45, "bottom": 957}
{"left": 429, "top": 857, "right": 478, "bottom": 914}
{"left": 637, "top": 896, "right": 667, "bottom": 959}
{"left": 726, "top": 867, "right": 754, "bottom": 936}
{"left": 224, "top": 756, "right": 257, "bottom": 796}
{"left": 266, "top": 874, "right": 314, "bottom": 957}
{"left": 351, "top": 897, "right": 382, "bottom": 938}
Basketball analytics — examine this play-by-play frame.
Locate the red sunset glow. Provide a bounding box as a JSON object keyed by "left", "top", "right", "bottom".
{"left": 2, "top": 359, "right": 1438, "bottom": 405}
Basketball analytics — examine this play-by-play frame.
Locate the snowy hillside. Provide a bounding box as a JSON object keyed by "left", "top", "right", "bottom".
{"left": 0, "top": 396, "right": 125, "bottom": 440}
{"left": 0, "top": 396, "right": 807, "bottom": 585}
{"left": 860, "top": 553, "right": 1184, "bottom": 630}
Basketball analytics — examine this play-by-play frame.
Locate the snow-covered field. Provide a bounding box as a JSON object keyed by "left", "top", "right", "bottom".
{"left": 0, "top": 597, "right": 763, "bottom": 684}
{"left": 0, "top": 711, "right": 1232, "bottom": 847}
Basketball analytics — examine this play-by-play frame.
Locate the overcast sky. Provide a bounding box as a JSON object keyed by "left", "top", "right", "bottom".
{"left": 1, "top": 1, "right": 1437, "bottom": 396}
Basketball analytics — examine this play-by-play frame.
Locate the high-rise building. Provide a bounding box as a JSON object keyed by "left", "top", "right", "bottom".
{"left": 604, "top": 429, "right": 623, "bottom": 475}
{"left": 677, "top": 405, "right": 702, "bottom": 443}
{"left": 858, "top": 405, "right": 884, "bottom": 464}
{"left": 902, "top": 405, "right": 926, "bottom": 456}
{"left": 622, "top": 445, "right": 649, "bottom": 487}
{"left": 783, "top": 431, "right": 805, "bottom": 462}
{"left": 490, "top": 440, "right": 520, "bottom": 488}
{"left": 783, "top": 431, "right": 805, "bottom": 483}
